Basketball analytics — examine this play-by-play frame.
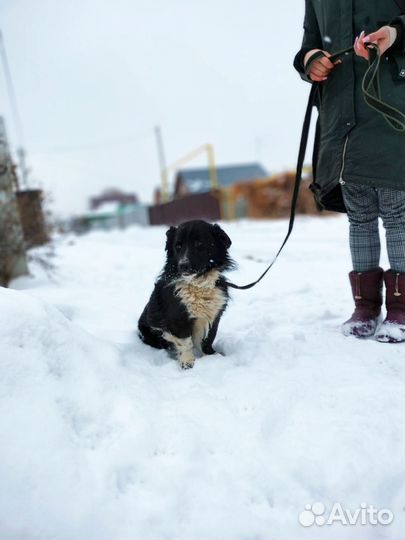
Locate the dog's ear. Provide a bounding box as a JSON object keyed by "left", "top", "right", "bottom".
{"left": 212, "top": 224, "right": 232, "bottom": 249}
{"left": 165, "top": 226, "right": 177, "bottom": 253}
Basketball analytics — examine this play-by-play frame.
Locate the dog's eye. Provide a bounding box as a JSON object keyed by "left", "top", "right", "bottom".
{"left": 175, "top": 243, "right": 182, "bottom": 251}
{"left": 194, "top": 240, "right": 203, "bottom": 248}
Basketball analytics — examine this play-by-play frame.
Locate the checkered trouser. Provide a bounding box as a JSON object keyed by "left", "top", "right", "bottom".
{"left": 342, "top": 184, "right": 405, "bottom": 273}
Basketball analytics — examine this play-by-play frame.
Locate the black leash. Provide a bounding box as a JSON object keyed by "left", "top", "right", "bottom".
{"left": 362, "top": 45, "right": 405, "bottom": 131}
{"left": 226, "top": 43, "right": 404, "bottom": 291}
{"left": 225, "top": 80, "right": 317, "bottom": 290}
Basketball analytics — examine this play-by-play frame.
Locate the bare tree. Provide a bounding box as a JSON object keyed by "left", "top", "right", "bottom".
{"left": 0, "top": 117, "right": 28, "bottom": 286}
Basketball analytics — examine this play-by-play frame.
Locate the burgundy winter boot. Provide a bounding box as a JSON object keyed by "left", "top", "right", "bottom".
{"left": 341, "top": 268, "right": 383, "bottom": 338}
{"left": 376, "top": 271, "right": 405, "bottom": 343}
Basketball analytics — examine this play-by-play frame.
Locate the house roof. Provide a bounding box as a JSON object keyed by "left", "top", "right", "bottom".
{"left": 177, "top": 163, "right": 268, "bottom": 194}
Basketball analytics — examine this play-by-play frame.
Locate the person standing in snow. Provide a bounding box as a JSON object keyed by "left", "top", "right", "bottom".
{"left": 294, "top": 1, "right": 405, "bottom": 343}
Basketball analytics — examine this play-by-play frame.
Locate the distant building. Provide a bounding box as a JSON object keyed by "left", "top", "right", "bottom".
{"left": 174, "top": 163, "right": 268, "bottom": 198}
{"left": 70, "top": 188, "right": 148, "bottom": 234}
{"left": 90, "top": 188, "right": 138, "bottom": 210}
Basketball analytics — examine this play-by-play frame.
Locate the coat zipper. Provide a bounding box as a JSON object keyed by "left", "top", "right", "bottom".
{"left": 338, "top": 135, "right": 349, "bottom": 185}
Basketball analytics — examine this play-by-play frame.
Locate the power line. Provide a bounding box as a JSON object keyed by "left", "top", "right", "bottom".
{"left": 0, "top": 30, "right": 25, "bottom": 146}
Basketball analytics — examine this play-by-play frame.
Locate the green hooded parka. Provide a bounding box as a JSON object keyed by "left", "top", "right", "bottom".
{"left": 294, "top": 0, "right": 405, "bottom": 205}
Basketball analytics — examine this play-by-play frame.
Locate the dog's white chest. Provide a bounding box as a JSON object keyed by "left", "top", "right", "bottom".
{"left": 175, "top": 271, "right": 226, "bottom": 347}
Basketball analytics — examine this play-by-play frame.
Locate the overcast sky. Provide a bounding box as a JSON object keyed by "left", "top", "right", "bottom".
{"left": 0, "top": 0, "right": 308, "bottom": 216}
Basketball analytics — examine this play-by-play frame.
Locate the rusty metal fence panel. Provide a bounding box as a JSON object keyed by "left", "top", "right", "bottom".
{"left": 149, "top": 191, "right": 221, "bottom": 226}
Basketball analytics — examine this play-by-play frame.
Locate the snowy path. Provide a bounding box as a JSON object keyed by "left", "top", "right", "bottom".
{"left": 1, "top": 217, "right": 404, "bottom": 539}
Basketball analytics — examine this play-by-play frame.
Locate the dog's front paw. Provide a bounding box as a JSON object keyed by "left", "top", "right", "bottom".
{"left": 202, "top": 345, "right": 216, "bottom": 355}
{"left": 180, "top": 359, "right": 195, "bottom": 370}
{"left": 174, "top": 337, "right": 195, "bottom": 370}
{"left": 202, "top": 345, "right": 225, "bottom": 356}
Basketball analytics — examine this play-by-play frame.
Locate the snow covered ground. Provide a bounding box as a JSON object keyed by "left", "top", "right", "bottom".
{"left": 1, "top": 216, "right": 404, "bottom": 540}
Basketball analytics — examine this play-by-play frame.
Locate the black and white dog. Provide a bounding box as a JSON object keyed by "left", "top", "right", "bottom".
{"left": 138, "top": 220, "right": 235, "bottom": 369}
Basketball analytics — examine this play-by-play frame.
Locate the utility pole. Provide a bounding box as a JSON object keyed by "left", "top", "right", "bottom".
{"left": 206, "top": 144, "right": 218, "bottom": 189}
{"left": 154, "top": 125, "right": 169, "bottom": 203}
{"left": 16, "top": 147, "right": 29, "bottom": 188}
{"left": 0, "top": 30, "right": 29, "bottom": 188}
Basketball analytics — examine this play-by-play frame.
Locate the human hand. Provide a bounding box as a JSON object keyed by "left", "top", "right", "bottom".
{"left": 304, "top": 49, "right": 341, "bottom": 82}
{"left": 354, "top": 27, "right": 397, "bottom": 60}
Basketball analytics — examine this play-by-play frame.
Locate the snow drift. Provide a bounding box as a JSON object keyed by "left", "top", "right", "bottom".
{"left": 1, "top": 217, "right": 404, "bottom": 539}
